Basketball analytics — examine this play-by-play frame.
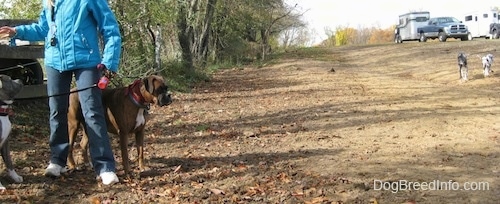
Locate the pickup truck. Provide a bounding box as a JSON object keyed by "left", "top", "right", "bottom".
{"left": 417, "top": 17, "right": 471, "bottom": 42}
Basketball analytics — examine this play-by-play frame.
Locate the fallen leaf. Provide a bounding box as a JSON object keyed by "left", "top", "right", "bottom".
{"left": 173, "top": 165, "right": 182, "bottom": 173}
{"left": 305, "top": 197, "right": 329, "bottom": 204}
{"left": 209, "top": 188, "right": 225, "bottom": 195}
{"left": 89, "top": 196, "right": 101, "bottom": 204}
{"left": 292, "top": 191, "right": 304, "bottom": 197}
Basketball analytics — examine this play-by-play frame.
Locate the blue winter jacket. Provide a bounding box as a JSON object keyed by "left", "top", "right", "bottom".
{"left": 13, "top": 0, "right": 121, "bottom": 72}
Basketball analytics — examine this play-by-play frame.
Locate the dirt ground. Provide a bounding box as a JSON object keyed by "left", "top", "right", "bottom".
{"left": 1, "top": 39, "right": 499, "bottom": 203}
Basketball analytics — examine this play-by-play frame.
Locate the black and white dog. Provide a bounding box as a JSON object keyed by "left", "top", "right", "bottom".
{"left": 0, "top": 75, "right": 23, "bottom": 190}
{"left": 457, "top": 53, "right": 468, "bottom": 81}
{"left": 481, "top": 54, "right": 494, "bottom": 77}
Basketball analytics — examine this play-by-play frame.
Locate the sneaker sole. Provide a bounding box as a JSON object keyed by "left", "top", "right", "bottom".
{"left": 44, "top": 172, "right": 60, "bottom": 178}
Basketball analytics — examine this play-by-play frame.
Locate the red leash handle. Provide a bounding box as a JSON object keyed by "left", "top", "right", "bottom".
{"left": 97, "top": 64, "right": 110, "bottom": 89}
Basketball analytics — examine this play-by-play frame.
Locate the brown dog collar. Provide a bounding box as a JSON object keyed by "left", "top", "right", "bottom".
{"left": 125, "top": 80, "right": 150, "bottom": 110}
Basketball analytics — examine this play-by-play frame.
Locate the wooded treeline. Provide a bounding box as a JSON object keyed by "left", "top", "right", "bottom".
{"left": 113, "top": 0, "right": 312, "bottom": 87}
{"left": 0, "top": 0, "right": 307, "bottom": 85}
{"left": 0, "top": 0, "right": 396, "bottom": 89}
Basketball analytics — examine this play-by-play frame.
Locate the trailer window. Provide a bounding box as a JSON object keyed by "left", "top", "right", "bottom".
{"left": 415, "top": 17, "right": 429, "bottom": 22}
{"left": 465, "top": 15, "right": 473, "bottom": 21}
{"left": 484, "top": 14, "right": 488, "bottom": 18}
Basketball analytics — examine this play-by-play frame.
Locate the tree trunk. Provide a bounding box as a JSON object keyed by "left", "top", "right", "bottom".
{"left": 196, "top": 0, "right": 217, "bottom": 66}
{"left": 177, "top": 0, "right": 195, "bottom": 74}
{"left": 177, "top": 0, "right": 217, "bottom": 71}
{"left": 260, "top": 29, "right": 269, "bottom": 60}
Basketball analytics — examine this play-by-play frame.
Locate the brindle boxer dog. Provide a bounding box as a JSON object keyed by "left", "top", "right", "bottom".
{"left": 0, "top": 75, "right": 23, "bottom": 189}
{"left": 67, "top": 75, "right": 172, "bottom": 176}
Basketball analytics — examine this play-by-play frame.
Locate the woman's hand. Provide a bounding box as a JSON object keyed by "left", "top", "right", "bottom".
{"left": 0, "top": 26, "right": 17, "bottom": 39}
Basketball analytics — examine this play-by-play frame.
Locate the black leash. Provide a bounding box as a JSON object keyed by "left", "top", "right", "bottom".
{"left": 0, "top": 61, "right": 40, "bottom": 72}
{"left": 15, "top": 84, "right": 97, "bottom": 101}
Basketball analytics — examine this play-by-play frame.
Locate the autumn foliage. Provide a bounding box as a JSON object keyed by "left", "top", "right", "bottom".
{"left": 368, "top": 26, "right": 396, "bottom": 44}
{"left": 321, "top": 25, "right": 396, "bottom": 47}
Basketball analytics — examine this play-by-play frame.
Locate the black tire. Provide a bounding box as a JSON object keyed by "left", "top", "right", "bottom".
{"left": 419, "top": 33, "right": 427, "bottom": 42}
{"left": 0, "top": 58, "right": 44, "bottom": 85}
{"left": 438, "top": 32, "right": 447, "bottom": 42}
{"left": 395, "top": 35, "right": 402, "bottom": 43}
{"left": 461, "top": 33, "right": 472, "bottom": 41}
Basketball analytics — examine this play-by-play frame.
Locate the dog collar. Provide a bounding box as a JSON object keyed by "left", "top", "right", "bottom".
{"left": 125, "top": 80, "right": 150, "bottom": 110}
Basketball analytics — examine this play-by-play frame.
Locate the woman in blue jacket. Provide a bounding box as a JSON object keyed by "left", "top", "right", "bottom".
{"left": 0, "top": 0, "right": 121, "bottom": 185}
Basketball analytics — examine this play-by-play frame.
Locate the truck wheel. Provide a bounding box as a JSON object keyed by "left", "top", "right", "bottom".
{"left": 493, "top": 30, "right": 500, "bottom": 39}
{"left": 438, "top": 32, "right": 447, "bottom": 42}
{"left": 462, "top": 33, "right": 472, "bottom": 41}
{"left": 0, "top": 58, "right": 44, "bottom": 85}
{"left": 395, "top": 35, "right": 402, "bottom": 43}
{"left": 419, "top": 33, "right": 427, "bottom": 42}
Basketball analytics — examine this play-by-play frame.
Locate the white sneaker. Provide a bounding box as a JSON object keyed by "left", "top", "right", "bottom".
{"left": 44, "top": 163, "right": 68, "bottom": 177}
{"left": 99, "top": 172, "right": 119, "bottom": 185}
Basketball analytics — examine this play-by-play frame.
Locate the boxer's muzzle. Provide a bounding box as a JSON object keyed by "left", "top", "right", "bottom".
{"left": 158, "top": 92, "right": 172, "bottom": 106}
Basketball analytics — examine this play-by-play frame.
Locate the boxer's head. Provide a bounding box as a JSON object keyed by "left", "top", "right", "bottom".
{"left": 141, "top": 75, "right": 172, "bottom": 107}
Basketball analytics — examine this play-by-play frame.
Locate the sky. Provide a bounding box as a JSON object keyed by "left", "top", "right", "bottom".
{"left": 285, "top": 0, "right": 500, "bottom": 44}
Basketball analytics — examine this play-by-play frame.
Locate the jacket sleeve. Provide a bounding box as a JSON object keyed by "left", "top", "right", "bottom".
{"left": 89, "top": 0, "right": 122, "bottom": 72}
{"left": 14, "top": 8, "right": 49, "bottom": 42}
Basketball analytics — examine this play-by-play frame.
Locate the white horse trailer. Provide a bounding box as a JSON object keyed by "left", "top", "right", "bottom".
{"left": 463, "top": 9, "right": 499, "bottom": 39}
{"left": 394, "top": 11, "right": 430, "bottom": 43}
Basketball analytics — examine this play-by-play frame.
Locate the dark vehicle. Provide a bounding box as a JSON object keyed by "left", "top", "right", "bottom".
{"left": 490, "top": 17, "right": 500, "bottom": 39}
{"left": 0, "top": 19, "right": 44, "bottom": 85}
{"left": 417, "top": 17, "right": 471, "bottom": 42}
{"left": 491, "top": 23, "right": 500, "bottom": 39}
{"left": 0, "top": 19, "right": 46, "bottom": 99}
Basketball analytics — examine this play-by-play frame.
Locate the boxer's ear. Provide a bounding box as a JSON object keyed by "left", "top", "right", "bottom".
{"left": 147, "top": 77, "right": 155, "bottom": 93}
{"left": 143, "top": 78, "right": 148, "bottom": 90}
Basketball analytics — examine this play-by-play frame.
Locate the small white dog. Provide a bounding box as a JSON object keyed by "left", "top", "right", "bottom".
{"left": 481, "top": 54, "right": 494, "bottom": 77}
